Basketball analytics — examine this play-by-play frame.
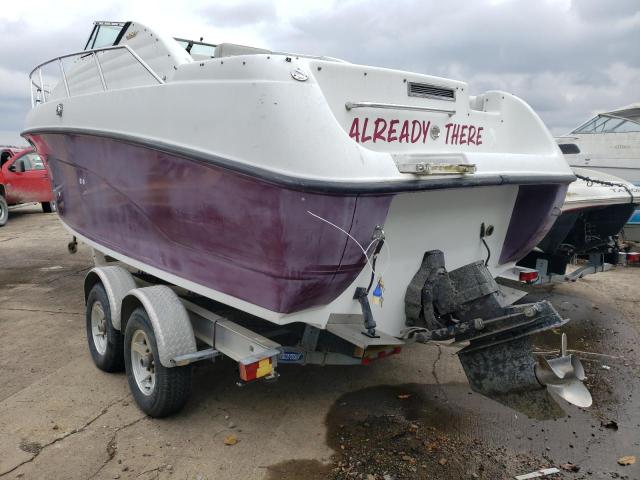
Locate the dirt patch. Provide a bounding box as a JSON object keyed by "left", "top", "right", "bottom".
{"left": 322, "top": 384, "right": 552, "bottom": 480}
{"left": 18, "top": 440, "right": 43, "bottom": 455}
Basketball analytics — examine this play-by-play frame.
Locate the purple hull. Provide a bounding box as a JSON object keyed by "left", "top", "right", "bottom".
{"left": 30, "top": 133, "right": 392, "bottom": 313}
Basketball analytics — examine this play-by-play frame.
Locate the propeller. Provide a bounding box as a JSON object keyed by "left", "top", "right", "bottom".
{"left": 535, "top": 333, "right": 592, "bottom": 408}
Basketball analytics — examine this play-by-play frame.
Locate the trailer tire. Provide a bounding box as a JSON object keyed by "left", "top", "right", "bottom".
{"left": 86, "top": 283, "right": 125, "bottom": 372}
{"left": 124, "top": 307, "right": 191, "bottom": 417}
{"left": 0, "top": 195, "right": 8, "bottom": 226}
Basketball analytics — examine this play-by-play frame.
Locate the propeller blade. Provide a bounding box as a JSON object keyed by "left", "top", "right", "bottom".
{"left": 547, "top": 380, "right": 593, "bottom": 408}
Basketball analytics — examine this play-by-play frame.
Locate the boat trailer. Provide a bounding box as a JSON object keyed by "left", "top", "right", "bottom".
{"left": 82, "top": 250, "right": 590, "bottom": 417}
{"left": 504, "top": 252, "right": 614, "bottom": 285}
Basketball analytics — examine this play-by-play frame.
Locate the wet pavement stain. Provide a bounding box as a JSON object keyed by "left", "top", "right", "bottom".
{"left": 261, "top": 459, "right": 333, "bottom": 480}
{"left": 267, "top": 284, "right": 640, "bottom": 480}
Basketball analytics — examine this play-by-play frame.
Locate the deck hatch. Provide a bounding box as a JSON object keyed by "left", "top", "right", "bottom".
{"left": 407, "top": 82, "right": 456, "bottom": 101}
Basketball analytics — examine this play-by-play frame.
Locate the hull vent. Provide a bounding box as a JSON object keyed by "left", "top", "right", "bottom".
{"left": 408, "top": 82, "right": 455, "bottom": 101}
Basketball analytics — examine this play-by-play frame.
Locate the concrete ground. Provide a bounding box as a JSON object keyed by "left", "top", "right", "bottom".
{"left": 0, "top": 204, "right": 638, "bottom": 479}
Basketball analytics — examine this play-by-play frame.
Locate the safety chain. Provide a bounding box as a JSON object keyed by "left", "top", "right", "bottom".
{"left": 574, "top": 173, "right": 635, "bottom": 204}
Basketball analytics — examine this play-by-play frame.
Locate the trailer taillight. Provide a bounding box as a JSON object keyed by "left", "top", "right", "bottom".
{"left": 519, "top": 270, "right": 538, "bottom": 283}
{"left": 239, "top": 357, "right": 273, "bottom": 382}
{"left": 627, "top": 252, "right": 640, "bottom": 264}
{"left": 361, "top": 346, "right": 402, "bottom": 365}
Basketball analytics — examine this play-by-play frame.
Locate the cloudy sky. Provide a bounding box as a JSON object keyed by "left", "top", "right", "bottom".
{"left": 1, "top": 0, "right": 638, "bottom": 145}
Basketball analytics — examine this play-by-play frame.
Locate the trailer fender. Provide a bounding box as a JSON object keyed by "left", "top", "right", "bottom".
{"left": 121, "top": 286, "right": 197, "bottom": 368}
{"left": 84, "top": 266, "right": 136, "bottom": 331}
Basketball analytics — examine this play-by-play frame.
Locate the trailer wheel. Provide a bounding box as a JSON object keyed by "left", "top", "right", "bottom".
{"left": 0, "top": 195, "right": 8, "bottom": 226}
{"left": 124, "top": 307, "right": 192, "bottom": 417}
{"left": 86, "top": 283, "right": 124, "bottom": 372}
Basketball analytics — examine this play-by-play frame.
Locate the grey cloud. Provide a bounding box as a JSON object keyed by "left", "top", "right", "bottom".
{"left": 0, "top": 97, "right": 30, "bottom": 143}
{"left": 200, "top": 1, "right": 278, "bottom": 28}
{"left": 263, "top": 0, "right": 639, "bottom": 133}
{"left": 0, "top": 19, "right": 94, "bottom": 73}
{"left": 267, "top": 0, "right": 638, "bottom": 73}
{"left": 571, "top": 0, "right": 640, "bottom": 22}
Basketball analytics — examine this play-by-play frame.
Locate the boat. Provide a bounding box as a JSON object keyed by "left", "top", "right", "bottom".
{"left": 23, "top": 21, "right": 590, "bottom": 411}
{"left": 556, "top": 103, "right": 640, "bottom": 184}
{"left": 517, "top": 167, "right": 639, "bottom": 280}
{"left": 556, "top": 103, "right": 640, "bottom": 245}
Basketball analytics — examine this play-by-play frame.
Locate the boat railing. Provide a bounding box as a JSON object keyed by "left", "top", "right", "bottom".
{"left": 28, "top": 45, "right": 165, "bottom": 107}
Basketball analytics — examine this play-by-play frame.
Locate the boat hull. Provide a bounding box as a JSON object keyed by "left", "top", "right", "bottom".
{"left": 34, "top": 132, "right": 391, "bottom": 314}
{"left": 28, "top": 131, "right": 568, "bottom": 333}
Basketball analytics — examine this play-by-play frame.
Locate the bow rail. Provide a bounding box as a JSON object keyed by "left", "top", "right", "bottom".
{"left": 29, "top": 44, "right": 164, "bottom": 107}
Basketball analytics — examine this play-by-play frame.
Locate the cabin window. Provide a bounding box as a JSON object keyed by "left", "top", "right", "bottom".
{"left": 573, "top": 114, "right": 640, "bottom": 134}
{"left": 611, "top": 120, "right": 640, "bottom": 133}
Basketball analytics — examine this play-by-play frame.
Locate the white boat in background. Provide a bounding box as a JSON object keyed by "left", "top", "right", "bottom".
{"left": 564, "top": 167, "right": 639, "bottom": 212}
{"left": 556, "top": 103, "right": 640, "bottom": 242}
{"left": 556, "top": 103, "right": 640, "bottom": 185}
{"left": 516, "top": 167, "right": 639, "bottom": 280}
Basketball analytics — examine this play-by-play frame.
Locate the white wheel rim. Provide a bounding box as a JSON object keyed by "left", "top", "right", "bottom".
{"left": 131, "top": 329, "right": 156, "bottom": 396}
{"left": 90, "top": 302, "right": 108, "bottom": 355}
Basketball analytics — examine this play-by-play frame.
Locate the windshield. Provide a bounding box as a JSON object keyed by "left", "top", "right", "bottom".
{"left": 84, "top": 22, "right": 128, "bottom": 50}
{"left": 174, "top": 37, "right": 217, "bottom": 58}
{"left": 572, "top": 114, "right": 640, "bottom": 134}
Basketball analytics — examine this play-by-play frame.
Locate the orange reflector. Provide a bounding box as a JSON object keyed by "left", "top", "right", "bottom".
{"left": 239, "top": 357, "right": 273, "bottom": 382}
{"left": 519, "top": 270, "right": 538, "bottom": 283}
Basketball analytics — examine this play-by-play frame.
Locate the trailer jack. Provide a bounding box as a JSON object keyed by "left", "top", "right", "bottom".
{"left": 405, "top": 251, "right": 592, "bottom": 408}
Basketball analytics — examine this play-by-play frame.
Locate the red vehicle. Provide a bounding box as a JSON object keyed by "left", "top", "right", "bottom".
{"left": 0, "top": 147, "right": 55, "bottom": 226}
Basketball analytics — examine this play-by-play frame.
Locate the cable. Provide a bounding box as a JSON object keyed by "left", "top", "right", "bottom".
{"left": 306, "top": 210, "right": 375, "bottom": 273}
{"left": 481, "top": 237, "right": 491, "bottom": 266}
{"left": 307, "top": 210, "right": 393, "bottom": 292}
